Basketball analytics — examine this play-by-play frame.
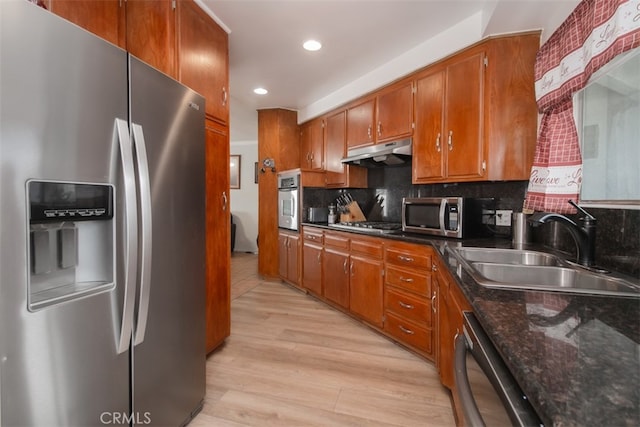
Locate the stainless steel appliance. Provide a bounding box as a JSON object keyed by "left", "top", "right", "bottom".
{"left": 341, "top": 138, "right": 412, "bottom": 167}
{"left": 455, "top": 312, "right": 542, "bottom": 427}
{"left": 307, "top": 207, "right": 329, "bottom": 223}
{"left": 0, "top": 2, "right": 205, "bottom": 425}
{"left": 402, "top": 197, "right": 494, "bottom": 238}
{"left": 328, "top": 221, "right": 402, "bottom": 234}
{"left": 278, "top": 170, "right": 300, "bottom": 231}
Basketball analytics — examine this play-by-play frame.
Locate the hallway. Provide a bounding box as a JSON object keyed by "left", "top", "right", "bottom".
{"left": 191, "top": 253, "right": 455, "bottom": 426}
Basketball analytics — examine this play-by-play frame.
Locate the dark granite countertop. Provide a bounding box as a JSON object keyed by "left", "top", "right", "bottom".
{"left": 303, "top": 223, "right": 640, "bottom": 426}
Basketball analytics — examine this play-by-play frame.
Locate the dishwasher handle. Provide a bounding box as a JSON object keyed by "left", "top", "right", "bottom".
{"left": 454, "top": 332, "right": 485, "bottom": 427}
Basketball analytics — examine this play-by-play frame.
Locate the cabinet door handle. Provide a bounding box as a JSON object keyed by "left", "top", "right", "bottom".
{"left": 343, "top": 259, "right": 348, "bottom": 274}
{"left": 377, "top": 121, "right": 382, "bottom": 137}
{"left": 432, "top": 264, "right": 438, "bottom": 272}
{"left": 398, "top": 301, "right": 414, "bottom": 310}
{"left": 367, "top": 125, "right": 372, "bottom": 140}
{"left": 222, "top": 191, "right": 227, "bottom": 211}
{"left": 222, "top": 87, "right": 228, "bottom": 106}
{"left": 431, "top": 292, "right": 437, "bottom": 313}
{"left": 317, "top": 252, "right": 321, "bottom": 263}
{"left": 399, "top": 325, "right": 415, "bottom": 335}
{"left": 448, "top": 130, "right": 453, "bottom": 151}
{"left": 400, "top": 276, "right": 414, "bottom": 283}
{"left": 350, "top": 261, "right": 354, "bottom": 276}
{"left": 398, "top": 255, "right": 414, "bottom": 263}
{"left": 435, "top": 133, "right": 441, "bottom": 152}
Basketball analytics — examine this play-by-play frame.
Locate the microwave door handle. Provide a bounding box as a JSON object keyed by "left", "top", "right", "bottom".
{"left": 454, "top": 333, "right": 486, "bottom": 427}
{"left": 114, "top": 118, "right": 138, "bottom": 354}
{"left": 439, "top": 199, "right": 447, "bottom": 234}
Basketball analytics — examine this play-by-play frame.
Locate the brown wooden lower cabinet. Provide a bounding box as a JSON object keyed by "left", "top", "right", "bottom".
{"left": 300, "top": 227, "right": 323, "bottom": 293}
{"left": 433, "top": 256, "right": 472, "bottom": 424}
{"left": 278, "top": 230, "right": 300, "bottom": 286}
{"left": 322, "top": 247, "right": 350, "bottom": 309}
{"left": 349, "top": 253, "right": 384, "bottom": 327}
{"left": 205, "top": 120, "right": 230, "bottom": 354}
{"left": 383, "top": 241, "right": 436, "bottom": 360}
{"left": 300, "top": 226, "right": 473, "bottom": 413}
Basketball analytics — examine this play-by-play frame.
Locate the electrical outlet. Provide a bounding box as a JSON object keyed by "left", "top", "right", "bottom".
{"left": 496, "top": 210, "right": 512, "bottom": 226}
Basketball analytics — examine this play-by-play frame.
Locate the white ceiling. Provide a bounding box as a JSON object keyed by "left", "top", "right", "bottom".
{"left": 199, "top": 0, "right": 580, "bottom": 141}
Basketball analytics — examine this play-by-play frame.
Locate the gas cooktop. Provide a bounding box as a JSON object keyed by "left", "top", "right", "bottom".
{"left": 328, "top": 221, "right": 402, "bottom": 234}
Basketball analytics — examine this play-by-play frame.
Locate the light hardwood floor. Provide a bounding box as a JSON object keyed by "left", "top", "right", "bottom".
{"left": 191, "top": 252, "right": 456, "bottom": 426}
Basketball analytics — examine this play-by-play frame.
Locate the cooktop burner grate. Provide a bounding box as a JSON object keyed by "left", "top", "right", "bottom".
{"left": 328, "top": 221, "right": 402, "bottom": 234}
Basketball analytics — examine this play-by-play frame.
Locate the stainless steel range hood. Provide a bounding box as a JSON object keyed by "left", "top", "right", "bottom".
{"left": 341, "top": 138, "right": 412, "bottom": 167}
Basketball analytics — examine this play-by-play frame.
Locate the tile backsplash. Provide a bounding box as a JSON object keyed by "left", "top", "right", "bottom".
{"left": 302, "top": 164, "right": 639, "bottom": 278}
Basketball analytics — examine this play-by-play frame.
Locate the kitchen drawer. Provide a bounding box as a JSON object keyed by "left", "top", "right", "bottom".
{"left": 384, "top": 311, "right": 432, "bottom": 354}
{"left": 350, "top": 237, "right": 383, "bottom": 259}
{"left": 386, "top": 265, "right": 431, "bottom": 296}
{"left": 385, "top": 287, "right": 431, "bottom": 326}
{"left": 385, "top": 246, "right": 432, "bottom": 270}
{"left": 303, "top": 229, "right": 324, "bottom": 244}
{"left": 324, "top": 231, "right": 349, "bottom": 249}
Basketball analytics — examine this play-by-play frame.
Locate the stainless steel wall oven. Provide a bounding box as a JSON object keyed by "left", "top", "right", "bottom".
{"left": 277, "top": 170, "right": 300, "bottom": 231}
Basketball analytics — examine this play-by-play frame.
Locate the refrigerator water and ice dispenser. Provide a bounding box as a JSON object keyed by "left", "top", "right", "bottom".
{"left": 28, "top": 181, "right": 115, "bottom": 310}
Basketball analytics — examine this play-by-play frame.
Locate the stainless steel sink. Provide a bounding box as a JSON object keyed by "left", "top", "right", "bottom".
{"left": 472, "top": 263, "right": 639, "bottom": 296}
{"left": 448, "top": 247, "right": 640, "bottom": 297}
{"left": 454, "top": 247, "right": 562, "bottom": 266}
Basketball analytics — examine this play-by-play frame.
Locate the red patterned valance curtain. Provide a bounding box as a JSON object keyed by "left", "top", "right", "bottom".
{"left": 524, "top": 0, "right": 640, "bottom": 213}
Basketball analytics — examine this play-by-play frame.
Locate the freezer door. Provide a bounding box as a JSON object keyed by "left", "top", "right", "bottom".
{"left": 0, "top": 2, "right": 131, "bottom": 426}
{"left": 129, "top": 57, "right": 206, "bottom": 426}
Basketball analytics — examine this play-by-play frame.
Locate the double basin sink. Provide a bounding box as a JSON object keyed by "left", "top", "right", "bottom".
{"left": 448, "top": 247, "right": 640, "bottom": 297}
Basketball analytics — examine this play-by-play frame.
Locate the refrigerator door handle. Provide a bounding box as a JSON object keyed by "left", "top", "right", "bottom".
{"left": 132, "top": 123, "right": 153, "bottom": 346}
{"left": 115, "top": 118, "right": 138, "bottom": 354}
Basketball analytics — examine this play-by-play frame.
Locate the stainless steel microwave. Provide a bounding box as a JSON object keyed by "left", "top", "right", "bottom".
{"left": 401, "top": 197, "right": 494, "bottom": 238}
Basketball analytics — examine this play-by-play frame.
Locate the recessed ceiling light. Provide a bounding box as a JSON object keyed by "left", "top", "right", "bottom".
{"left": 253, "top": 87, "right": 268, "bottom": 95}
{"left": 303, "top": 39, "right": 322, "bottom": 51}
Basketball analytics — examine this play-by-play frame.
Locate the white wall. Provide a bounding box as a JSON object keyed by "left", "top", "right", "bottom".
{"left": 230, "top": 140, "right": 259, "bottom": 253}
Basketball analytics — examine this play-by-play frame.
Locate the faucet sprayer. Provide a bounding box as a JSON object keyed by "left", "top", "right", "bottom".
{"left": 528, "top": 200, "right": 597, "bottom": 267}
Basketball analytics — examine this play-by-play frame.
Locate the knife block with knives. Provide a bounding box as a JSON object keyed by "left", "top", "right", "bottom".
{"left": 339, "top": 201, "right": 366, "bottom": 222}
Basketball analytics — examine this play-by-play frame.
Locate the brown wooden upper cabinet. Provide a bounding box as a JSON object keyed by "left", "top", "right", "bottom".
{"left": 413, "top": 33, "right": 539, "bottom": 184}
{"left": 300, "top": 117, "right": 325, "bottom": 171}
{"left": 45, "top": 0, "right": 176, "bottom": 77}
{"left": 127, "top": 0, "right": 178, "bottom": 78}
{"left": 178, "top": 0, "right": 229, "bottom": 124}
{"left": 346, "top": 81, "right": 414, "bottom": 149}
{"left": 324, "top": 111, "right": 368, "bottom": 188}
{"left": 46, "top": 0, "right": 229, "bottom": 124}
{"left": 43, "top": 0, "right": 126, "bottom": 48}
{"left": 414, "top": 53, "right": 484, "bottom": 182}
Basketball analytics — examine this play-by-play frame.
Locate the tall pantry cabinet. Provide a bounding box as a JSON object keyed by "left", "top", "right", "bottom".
{"left": 44, "top": 0, "right": 231, "bottom": 354}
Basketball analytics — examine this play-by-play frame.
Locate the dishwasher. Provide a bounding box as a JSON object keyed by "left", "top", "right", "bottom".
{"left": 454, "top": 312, "right": 543, "bottom": 427}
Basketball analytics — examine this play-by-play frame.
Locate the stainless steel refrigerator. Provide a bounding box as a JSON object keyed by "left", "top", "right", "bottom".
{"left": 0, "top": 1, "right": 206, "bottom": 426}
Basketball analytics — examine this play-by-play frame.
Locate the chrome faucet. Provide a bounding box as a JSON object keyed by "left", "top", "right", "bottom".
{"left": 528, "top": 200, "right": 597, "bottom": 267}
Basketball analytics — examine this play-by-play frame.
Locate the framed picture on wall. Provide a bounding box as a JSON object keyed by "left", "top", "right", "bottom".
{"left": 230, "top": 155, "right": 241, "bottom": 189}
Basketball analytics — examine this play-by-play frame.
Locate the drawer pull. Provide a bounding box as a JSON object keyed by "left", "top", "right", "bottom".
{"left": 397, "top": 255, "right": 414, "bottom": 263}
{"left": 398, "top": 301, "right": 414, "bottom": 310}
{"left": 399, "top": 325, "right": 415, "bottom": 335}
{"left": 431, "top": 292, "right": 437, "bottom": 313}
{"left": 399, "top": 276, "right": 414, "bottom": 283}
